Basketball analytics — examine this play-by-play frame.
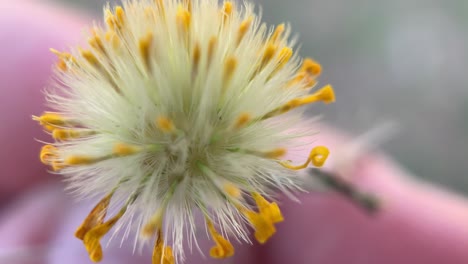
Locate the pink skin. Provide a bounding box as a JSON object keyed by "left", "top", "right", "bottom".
{"left": 1, "top": 1, "right": 468, "bottom": 263}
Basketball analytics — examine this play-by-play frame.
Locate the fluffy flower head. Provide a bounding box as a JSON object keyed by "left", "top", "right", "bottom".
{"left": 34, "top": 0, "right": 335, "bottom": 263}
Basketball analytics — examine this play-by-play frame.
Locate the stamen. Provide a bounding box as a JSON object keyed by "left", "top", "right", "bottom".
{"left": 237, "top": 16, "right": 253, "bottom": 45}
{"left": 260, "top": 148, "right": 287, "bottom": 159}
{"left": 155, "top": 0, "right": 166, "bottom": 17}
{"left": 152, "top": 230, "right": 175, "bottom": 264}
{"left": 141, "top": 207, "right": 164, "bottom": 238}
{"left": 271, "top": 24, "right": 285, "bottom": 43}
{"left": 238, "top": 206, "right": 276, "bottom": 244}
{"left": 276, "top": 47, "right": 293, "bottom": 70}
{"left": 222, "top": 2, "right": 233, "bottom": 22}
{"left": 233, "top": 112, "right": 251, "bottom": 129}
{"left": 156, "top": 116, "right": 176, "bottom": 133}
{"left": 176, "top": 6, "right": 191, "bottom": 33}
{"left": 52, "top": 129, "right": 95, "bottom": 141}
{"left": 301, "top": 58, "right": 321, "bottom": 76}
{"left": 279, "top": 145, "right": 329, "bottom": 169}
{"left": 139, "top": 32, "right": 154, "bottom": 72}
{"left": 263, "top": 85, "right": 335, "bottom": 119}
{"left": 113, "top": 143, "right": 142, "bottom": 157}
{"left": 251, "top": 192, "right": 283, "bottom": 223}
{"left": 260, "top": 44, "right": 277, "bottom": 70}
{"left": 105, "top": 9, "right": 117, "bottom": 30}
{"left": 80, "top": 49, "right": 100, "bottom": 67}
{"left": 115, "top": 6, "right": 125, "bottom": 25}
{"left": 206, "top": 219, "right": 234, "bottom": 259}
{"left": 50, "top": 49, "right": 76, "bottom": 71}
{"left": 105, "top": 30, "right": 120, "bottom": 50}
{"left": 75, "top": 192, "right": 114, "bottom": 240}
{"left": 33, "top": 112, "right": 68, "bottom": 126}
{"left": 65, "top": 155, "right": 106, "bottom": 166}
{"left": 39, "top": 145, "right": 58, "bottom": 165}
{"left": 192, "top": 42, "right": 201, "bottom": 72}
{"left": 223, "top": 56, "right": 237, "bottom": 88}
{"left": 89, "top": 31, "right": 106, "bottom": 56}
{"left": 207, "top": 36, "right": 217, "bottom": 67}
{"left": 83, "top": 206, "right": 127, "bottom": 262}
{"left": 223, "top": 183, "right": 241, "bottom": 199}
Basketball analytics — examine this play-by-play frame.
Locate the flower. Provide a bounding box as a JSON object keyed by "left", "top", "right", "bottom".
{"left": 34, "top": 0, "right": 335, "bottom": 263}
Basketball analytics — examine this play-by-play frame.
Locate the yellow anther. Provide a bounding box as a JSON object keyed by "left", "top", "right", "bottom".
{"left": 50, "top": 49, "right": 76, "bottom": 71}
{"left": 237, "top": 16, "right": 253, "bottom": 45}
{"left": 277, "top": 47, "right": 293, "bottom": 69}
{"left": 152, "top": 230, "right": 175, "bottom": 264}
{"left": 184, "top": 0, "right": 192, "bottom": 12}
{"left": 233, "top": 112, "right": 251, "bottom": 129}
{"left": 51, "top": 161, "right": 65, "bottom": 171}
{"left": 139, "top": 32, "right": 154, "bottom": 71}
{"left": 259, "top": 44, "right": 277, "bottom": 71}
{"left": 155, "top": 0, "right": 165, "bottom": 16}
{"left": 176, "top": 6, "right": 191, "bottom": 32}
{"left": 75, "top": 192, "right": 114, "bottom": 240}
{"left": 223, "top": 56, "right": 237, "bottom": 87}
{"left": 301, "top": 58, "right": 322, "bottom": 77}
{"left": 115, "top": 6, "right": 125, "bottom": 25}
{"left": 222, "top": 2, "right": 233, "bottom": 22}
{"left": 33, "top": 112, "right": 67, "bottom": 126}
{"left": 262, "top": 148, "right": 287, "bottom": 159}
{"left": 271, "top": 24, "right": 285, "bottom": 43}
{"left": 265, "top": 85, "right": 335, "bottom": 119}
{"left": 240, "top": 208, "right": 276, "bottom": 244}
{"left": 105, "top": 30, "right": 120, "bottom": 50}
{"left": 142, "top": 207, "right": 165, "bottom": 238}
{"left": 279, "top": 145, "right": 330, "bottom": 170}
{"left": 65, "top": 155, "right": 100, "bottom": 166}
{"left": 56, "top": 59, "right": 68, "bottom": 71}
{"left": 80, "top": 49, "right": 100, "bottom": 66}
{"left": 113, "top": 143, "right": 141, "bottom": 157}
{"left": 52, "top": 129, "right": 92, "bottom": 141}
{"left": 105, "top": 9, "right": 117, "bottom": 30}
{"left": 192, "top": 42, "right": 201, "bottom": 70}
{"left": 40, "top": 145, "right": 58, "bottom": 165}
{"left": 206, "top": 219, "right": 234, "bottom": 259}
{"left": 207, "top": 36, "right": 217, "bottom": 66}
{"left": 156, "top": 116, "right": 175, "bottom": 133}
{"left": 83, "top": 206, "right": 127, "bottom": 262}
{"left": 223, "top": 183, "right": 241, "bottom": 198}
{"left": 289, "top": 71, "right": 317, "bottom": 88}
{"left": 251, "top": 192, "right": 283, "bottom": 224}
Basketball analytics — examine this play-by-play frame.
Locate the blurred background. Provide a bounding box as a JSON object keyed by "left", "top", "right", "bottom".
{"left": 53, "top": 0, "right": 468, "bottom": 194}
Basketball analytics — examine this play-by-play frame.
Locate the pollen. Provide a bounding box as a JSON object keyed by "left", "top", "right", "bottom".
{"left": 152, "top": 230, "right": 175, "bottom": 264}
{"left": 156, "top": 116, "right": 176, "bottom": 133}
{"left": 139, "top": 32, "right": 154, "bottom": 71}
{"left": 223, "top": 56, "right": 237, "bottom": 86}
{"left": 237, "top": 16, "right": 253, "bottom": 45}
{"left": 65, "top": 155, "right": 102, "bottom": 166}
{"left": 83, "top": 206, "right": 127, "bottom": 262}
{"left": 176, "top": 6, "right": 191, "bottom": 32}
{"left": 233, "top": 112, "right": 251, "bottom": 129}
{"left": 35, "top": 1, "right": 335, "bottom": 263}
{"left": 113, "top": 143, "right": 142, "bottom": 156}
{"left": 75, "top": 192, "right": 114, "bottom": 240}
{"left": 206, "top": 219, "right": 234, "bottom": 259}
{"left": 271, "top": 24, "right": 285, "bottom": 43}
{"left": 261, "top": 148, "right": 287, "bottom": 159}
{"left": 279, "top": 145, "right": 330, "bottom": 170}
{"left": 52, "top": 129, "right": 93, "bottom": 141}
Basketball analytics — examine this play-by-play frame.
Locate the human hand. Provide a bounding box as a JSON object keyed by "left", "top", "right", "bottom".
{"left": 1, "top": 1, "right": 468, "bottom": 263}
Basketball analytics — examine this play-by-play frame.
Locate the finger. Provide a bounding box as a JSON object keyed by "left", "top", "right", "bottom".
{"left": 261, "top": 125, "right": 468, "bottom": 264}
{"left": 0, "top": 1, "right": 87, "bottom": 200}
